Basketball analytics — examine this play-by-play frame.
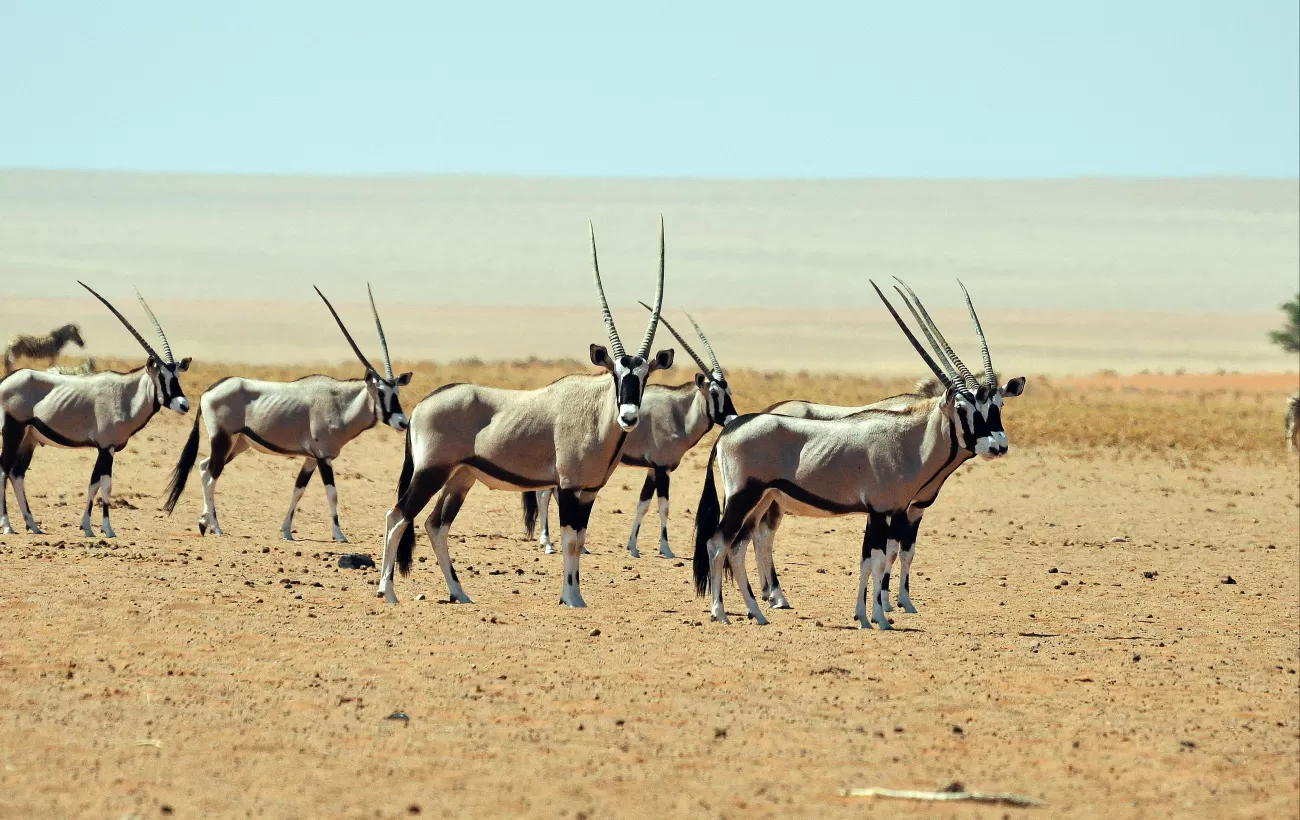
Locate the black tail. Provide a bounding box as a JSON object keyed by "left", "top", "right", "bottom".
{"left": 521, "top": 491, "right": 538, "bottom": 539}
{"left": 395, "top": 433, "right": 417, "bottom": 575}
{"left": 693, "top": 439, "right": 722, "bottom": 598}
{"left": 163, "top": 411, "right": 202, "bottom": 514}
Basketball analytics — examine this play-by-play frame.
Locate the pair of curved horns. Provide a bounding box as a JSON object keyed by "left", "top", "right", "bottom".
{"left": 639, "top": 302, "right": 723, "bottom": 379}
{"left": 872, "top": 278, "right": 997, "bottom": 391}
{"left": 314, "top": 285, "right": 394, "bottom": 380}
{"left": 590, "top": 217, "right": 666, "bottom": 360}
{"left": 78, "top": 281, "right": 175, "bottom": 365}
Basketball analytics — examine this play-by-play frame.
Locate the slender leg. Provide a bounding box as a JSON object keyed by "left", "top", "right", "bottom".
{"left": 855, "top": 511, "right": 890, "bottom": 629}
{"left": 752, "top": 503, "right": 791, "bottom": 608}
{"left": 378, "top": 465, "right": 447, "bottom": 605}
{"left": 895, "top": 509, "right": 923, "bottom": 614}
{"left": 425, "top": 471, "right": 474, "bottom": 603}
{"left": 625, "top": 470, "right": 655, "bottom": 558}
{"left": 95, "top": 447, "right": 116, "bottom": 538}
{"left": 537, "top": 489, "right": 555, "bottom": 554}
{"left": 281, "top": 458, "right": 316, "bottom": 541}
{"left": 726, "top": 532, "right": 768, "bottom": 625}
{"left": 198, "top": 432, "right": 235, "bottom": 536}
{"left": 9, "top": 440, "right": 41, "bottom": 535}
{"left": 555, "top": 488, "right": 594, "bottom": 607}
{"left": 708, "top": 485, "right": 767, "bottom": 625}
{"left": 0, "top": 419, "right": 27, "bottom": 534}
{"left": 654, "top": 466, "right": 674, "bottom": 558}
{"left": 318, "top": 458, "right": 347, "bottom": 542}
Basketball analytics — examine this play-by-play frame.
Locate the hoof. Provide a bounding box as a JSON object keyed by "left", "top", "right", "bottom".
{"left": 628, "top": 548, "right": 641, "bottom": 559}
{"left": 282, "top": 532, "right": 294, "bottom": 542}
{"left": 746, "top": 612, "right": 770, "bottom": 626}
{"left": 82, "top": 527, "right": 96, "bottom": 538}
{"left": 333, "top": 534, "right": 350, "bottom": 544}
{"left": 26, "top": 525, "right": 43, "bottom": 535}
{"left": 542, "top": 544, "right": 556, "bottom": 555}
{"left": 659, "top": 547, "right": 676, "bottom": 559}
{"left": 101, "top": 529, "right": 116, "bottom": 539}
{"left": 449, "top": 593, "right": 474, "bottom": 604}
{"left": 580, "top": 546, "right": 591, "bottom": 556}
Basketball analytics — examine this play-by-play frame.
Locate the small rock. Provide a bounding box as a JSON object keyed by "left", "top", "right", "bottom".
{"left": 386, "top": 711, "right": 410, "bottom": 724}
{"left": 1110, "top": 536, "right": 1127, "bottom": 543}
{"left": 1221, "top": 576, "right": 1237, "bottom": 585}
{"left": 941, "top": 781, "right": 965, "bottom": 793}
{"left": 338, "top": 553, "right": 376, "bottom": 570}
{"left": 1133, "top": 654, "right": 1141, "bottom": 662}
{"left": 1143, "top": 571, "right": 1157, "bottom": 579}
{"left": 714, "top": 728, "right": 727, "bottom": 739}
{"left": 415, "top": 593, "right": 426, "bottom": 601}
{"left": 1030, "top": 642, "right": 1041, "bottom": 653}
{"left": 952, "top": 725, "right": 964, "bottom": 735}
{"left": 1180, "top": 740, "right": 1196, "bottom": 749}
{"left": 589, "top": 628, "right": 601, "bottom": 637}
{"left": 1047, "top": 567, "right": 1058, "bottom": 574}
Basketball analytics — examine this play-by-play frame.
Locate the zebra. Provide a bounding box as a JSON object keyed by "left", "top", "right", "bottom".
{"left": 162, "top": 285, "right": 411, "bottom": 541}
{"left": 46, "top": 357, "right": 97, "bottom": 376}
{"left": 692, "top": 280, "right": 1025, "bottom": 628}
{"left": 1287, "top": 392, "right": 1299, "bottom": 453}
{"left": 523, "top": 306, "right": 737, "bottom": 558}
{"left": 4, "top": 323, "right": 85, "bottom": 373}
{"left": 0, "top": 284, "right": 190, "bottom": 537}
{"left": 377, "top": 219, "right": 672, "bottom": 607}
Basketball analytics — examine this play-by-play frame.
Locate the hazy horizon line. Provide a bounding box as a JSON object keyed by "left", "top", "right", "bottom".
{"left": 4, "top": 166, "right": 1298, "bottom": 184}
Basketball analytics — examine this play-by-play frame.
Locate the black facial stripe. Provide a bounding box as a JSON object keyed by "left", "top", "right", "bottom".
{"left": 618, "top": 374, "right": 642, "bottom": 406}
{"left": 956, "top": 407, "right": 976, "bottom": 450}
{"left": 986, "top": 403, "right": 1003, "bottom": 432}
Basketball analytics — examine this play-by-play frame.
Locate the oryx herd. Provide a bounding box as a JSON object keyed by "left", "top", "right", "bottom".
{"left": 0, "top": 220, "right": 1033, "bottom": 629}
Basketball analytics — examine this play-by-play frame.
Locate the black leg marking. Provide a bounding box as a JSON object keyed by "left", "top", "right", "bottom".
{"left": 207, "top": 432, "right": 233, "bottom": 480}
{"left": 317, "top": 460, "right": 335, "bottom": 488}
{"left": 638, "top": 472, "right": 656, "bottom": 502}
{"left": 295, "top": 463, "right": 315, "bottom": 489}
{"left": 655, "top": 466, "right": 670, "bottom": 543}
{"left": 861, "top": 510, "right": 888, "bottom": 561}
{"left": 92, "top": 448, "right": 114, "bottom": 525}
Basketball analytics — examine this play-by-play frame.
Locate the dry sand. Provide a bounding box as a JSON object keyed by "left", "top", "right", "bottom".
{"left": 0, "top": 365, "right": 1297, "bottom": 818}
{"left": 1, "top": 171, "right": 1297, "bottom": 374}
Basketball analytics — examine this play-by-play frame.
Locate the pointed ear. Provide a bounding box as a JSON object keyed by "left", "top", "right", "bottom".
{"left": 177, "top": 357, "right": 192, "bottom": 373}
{"left": 694, "top": 372, "right": 707, "bottom": 390}
{"left": 396, "top": 371, "right": 413, "bottom": 386}
{"left": 364, "top": 370, "right": 379, "bottom": 385}
{"left": 589, "top": 344, "right": 613, "bottom": 370}
{"left": 1002, "top": 376, "right": 1026, "bottom": 398}
{"left": 651, "top": 348, "right": 674, "bottom": 372}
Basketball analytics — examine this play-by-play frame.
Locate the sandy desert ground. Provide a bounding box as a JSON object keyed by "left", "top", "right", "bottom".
{"left": 0, "top": 361, "right": 1297, "bottom": 819}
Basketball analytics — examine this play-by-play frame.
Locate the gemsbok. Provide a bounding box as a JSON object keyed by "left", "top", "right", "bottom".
{"left": 1287, "top": 392, "right": 1299, "bottom": 453}
{"left": 523, "top": 306, "right": 736, "bottom": 558}
{"left": 4, "top": 323, "right": 85, "bottom": 373}
{"left": 378, "top": 219, "right": 673, "bottom": 607}
{"left": 0, "top": 284, "right": 190, "bottom": 537}
{"left": 692, "top": 280, "right": 1025, "bottom": 628}
{"left": 163, "top": 286, "right": 411, "bottom": 541}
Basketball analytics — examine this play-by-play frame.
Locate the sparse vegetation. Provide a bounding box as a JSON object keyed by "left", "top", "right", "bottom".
{"left": 1267, "top": 292, "right": 1300, "bottom": 354}
{"left": 81, "top": 357, "right": 1291, "bottom": 458}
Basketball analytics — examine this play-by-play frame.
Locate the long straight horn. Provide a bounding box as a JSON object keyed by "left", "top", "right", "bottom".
{"left": 133, "top": 287, "right": 175, "bottom": 364}
{"left": 640, "top": 302, "right": 708, "bottom": 374}
{"left": 366, "top": 283, "right": 394, "bottom": 380}
{"left": 314, "top": 286, "right": 377, "bottom": 374}
{"left": 684, "top": 311, "right": 723, "bottom": 377}
{"left": 891, "top": 285, "right": 959, "bottom": 385}
{"left": 870, "top": 281, "right": 951, "bottom": 388}
{"left": 636, "top": 215, "right": 666, "bottom": 358}
{"left": 78, "top": 281, "right": 160, "bottom": 362}
{"left": 893, "top": 277, "right": 979, "bottom": 391}
{"left": 589, "top": 222, "right": 626, "bottom": 359}
{"left": 957, "top": 279, "right": 996, "bottom": 387}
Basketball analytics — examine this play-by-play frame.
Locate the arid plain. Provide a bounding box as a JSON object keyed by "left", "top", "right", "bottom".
{"left": 0, "top": 360, "right": 1296, "bottom": 819}
{"left": 1, "top": 173, "right": 1298, "bottom": 818}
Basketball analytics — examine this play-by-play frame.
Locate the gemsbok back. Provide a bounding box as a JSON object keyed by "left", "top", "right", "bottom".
{"left": 0, "top": 283, "right": 190, "bottom": 536}
{"left": 524, "top": 307, "right": 736, "bottom": 558}
{"left": 692, "top": 280, "right": 1025, "bottom": 628}
{"left": 378, "top": 219, "right": 673, "bottom": 607}
{"left": 163, "top": 286, "right": 410, "bottom": 541}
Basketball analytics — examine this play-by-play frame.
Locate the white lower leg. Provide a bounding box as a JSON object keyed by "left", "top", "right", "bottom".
{"left": 538, "top": 490, "right": 555, "bottom": 554}
{"left": 325, "top": 484, "right": 347, "bottom": 542}
{"left": 198, "top": 459, "right": 223, "bottom": 535}
{"left": 855, "top": 557, "right": 872, "bottom": 628}
{"left": 80, "top": 481, "right": 98, "bottom": 537}
{"left": 378, "top": 508, "right": 404, "bottom": 604}
{"left": 11, "top": 476, "right": 41, "bottom": 534}
{"left": 870, "top": 550, "right": 891, "bottom": 629}
{"left": 881, "top": 539, "right": 900, "bottom": 612}
{"left": 656, "top": 495, "right": 674, "bottom": 558}
{"left": 729, "top": 541, "right": 768, "bottom": 625}
{"left": 427, "top": 516, "right": 472, "bottom": 603}
{"left": 98, "top": 475, "right": 115, "bottom": 538}
{"left": 281, "top": 485, "right": 306, "bottom": 540}
{"left": 626, "top": 497, "right": 650, "bottom": 557}
{"left": 0, "top": 472, "right": 11, "bottom": 534}
{"left": 708, "top": 535, "right": 729, "bottom": 624}
{"left": 558, "top": 526, "right": 587, "bottom": 607}
{"left": 897, "top": 546, "right": 918, "bottom": 613}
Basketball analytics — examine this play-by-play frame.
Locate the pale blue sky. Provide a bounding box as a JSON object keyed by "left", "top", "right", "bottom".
{"left": 1, "top": 1, "right": 1297, "bottom": 178}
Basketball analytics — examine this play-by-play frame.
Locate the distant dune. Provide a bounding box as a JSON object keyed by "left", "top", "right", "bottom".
{"left": 0, "top": 171, "right": 1296, "bottom": 374}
